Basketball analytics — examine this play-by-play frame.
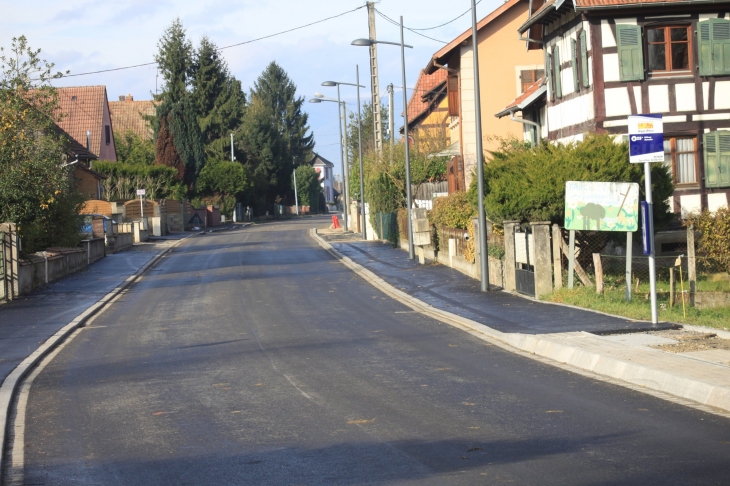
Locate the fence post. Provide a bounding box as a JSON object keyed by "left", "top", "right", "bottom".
{"left": 0, "top": 224, "right": 19, "bottom": 300}
{"left": 593, "top": 253, "right": 604, "bottom": 295}
{"left": 552, "top": 224, "right": 563, "bottom": 290}
{"left": 669, "top": 267, "right": 675, "bottom": 307}
{"left": 687, "top": 225, "right": 696, "bottom": 307}
{"left": 532, "top": 222, "right": 553, "bottom": 298}
{"left": 503, "top": 221, "right": 520, "bottom": 292}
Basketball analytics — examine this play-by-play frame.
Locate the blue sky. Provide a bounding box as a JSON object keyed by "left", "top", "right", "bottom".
{"left": 2, "top": 0, "right": 503, "bottom": 175}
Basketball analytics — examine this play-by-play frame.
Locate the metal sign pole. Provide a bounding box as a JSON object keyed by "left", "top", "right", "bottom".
{"left": 625, "top": 231, "right": 633, "bottom": 302}
{"left": 644, "top": 162, "right": 658, "bottom": 324}
{"left": 293, "top": 168, "right": 299, "bottom": 216}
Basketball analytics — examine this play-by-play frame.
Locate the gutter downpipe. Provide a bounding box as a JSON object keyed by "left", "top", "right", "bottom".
{"left": 509, "top": 110, "right": 541, "bottom": 147}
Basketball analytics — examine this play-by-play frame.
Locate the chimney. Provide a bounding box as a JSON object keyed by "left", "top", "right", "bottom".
{"left": 119, "top": 95, "right": 125, "bottom": 101}
{"left": 126, "top": 94, "right": 133, "bottom": 101}
{"left": 86, "top": 130, "right": 91, "bottom": 151}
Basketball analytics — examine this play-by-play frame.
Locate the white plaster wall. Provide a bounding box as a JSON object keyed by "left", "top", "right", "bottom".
{"left": 675, "top": 83, "right": 696, "bottom": 112}
{"left": 460, "top": 45, "right": 477, "bottom": 190}
{"left": 633, "top": 86, "right": 643, "bottom": 113}
{"left": 648, "top": 84, "right": 670, "bottom": 113}
{"left": 703, "top": 82, "right": 710, "bottom": 110}
{"left": 603, "top": 53, "right": 620, "bottom": 82}
{"left": 715, "top": 81, "right": 730, "bottom": 110}
{"left": 601, "top": 20, "right": 616, "bottom": 48}
{"left": 547, "top": 91, "right": 595, "bottom": 131}
{"left": 604, "top": 87, "right": 631, "bottom": 117}
{"left": 555, "top": 133, "right": 585, "bottom": 145}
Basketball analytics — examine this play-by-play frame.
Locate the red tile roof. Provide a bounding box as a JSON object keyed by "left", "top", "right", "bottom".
{"left": 574, "top": 0, "right": 718, "bottom": 6}
{"left": 55, "top": 86, "right": 109, "bottom": 157}
{"left": 495, "top": 77, "right": 545, "bottom": 117}
{"left": 406, "top": 69, "right": 448, "bottom": 125}
{"left": 109, "top": 94, "right": 157, "bottom": 140}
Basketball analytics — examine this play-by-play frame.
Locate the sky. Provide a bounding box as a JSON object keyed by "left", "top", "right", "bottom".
{"left": 2, "top": 0, "right": 505, "bottom": 176}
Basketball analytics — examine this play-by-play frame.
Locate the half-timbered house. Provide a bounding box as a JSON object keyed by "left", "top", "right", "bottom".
{"left": 507, "top": 0, "right": 730, "bottom": 216}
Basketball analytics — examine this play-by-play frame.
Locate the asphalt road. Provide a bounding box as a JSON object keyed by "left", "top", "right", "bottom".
{"left": 22, "top": 218, "right": 730, "bottom": 485}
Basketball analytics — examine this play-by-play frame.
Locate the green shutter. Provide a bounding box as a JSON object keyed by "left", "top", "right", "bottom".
{"left": 704, "top": 131, "right": 730, "bottom": 188}
{"left": 547, "top": 52, "right": 554, "bottom": 100}
{"left": 580, "top": 30, "right": 590, "bottom": 88}
{"left": 616, "top": 24, "right": 644, "bottom": 81}
{"left": 571, "top": 38, "right": 579, "bottom": 92}
{"left": 698, "top": 20, "right": 712, "bottom": 75}
{"left": 554, "top": 45, "right": 563, "bottom": 99}
{"left": 712, "top": 19, "right": 730, "bottom": 76}
{"left": 698, "top": 19, "right": 730, "bottom": 76}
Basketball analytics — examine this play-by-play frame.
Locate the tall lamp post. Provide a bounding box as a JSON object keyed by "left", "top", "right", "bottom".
{"left": 309, "top": 95, "right": 349, "bottom": 231}
{"left": 352, "top": 17, "right": 415, "bottom": 259}
{"left": 471, "top": 0, "right": 490, "bottom": 291}
{"left": 321, "top": 70, "right": 367, "bottom": 240}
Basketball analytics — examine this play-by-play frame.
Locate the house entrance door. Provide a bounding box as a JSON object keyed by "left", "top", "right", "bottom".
{"left": 514, "top": 225, "right": 536, "bottom": 297}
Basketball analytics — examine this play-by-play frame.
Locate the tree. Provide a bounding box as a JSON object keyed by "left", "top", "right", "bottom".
{"left": 347, "top": 101, "right": 389, "bottom": 161}
{"left": 0, "top": 36, "right": 84, "bottom": 254}
{"left": 195, "top": 159, "right": 250, "bottom": 216}
{"left": 190, "top": 36, "right": 246, "bottom": 159}
{"left": 154, "top": 18, "right": 192, "bottom": 104}
{"left": 115, "top": 131, "right": 155, "bottom": 165}
{"left": 293, "top": 165, "right": 322, "bottom": 209}
{"left": 467, "top": 134, "right": 674, "bottom": 228}
{"left": 155, "top": 96, "right": 205, "bottom": 190}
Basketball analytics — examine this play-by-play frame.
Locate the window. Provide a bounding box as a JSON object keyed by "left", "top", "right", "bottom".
{"left": 703, "top": 131, "right": 730, "bottom": 188}
{"left": 520, "top": 69, "right": 544, "bottom": 93}
{"left": 664, "top": 136, "right": 697, "bottom": 184}
{"left": 698, "top": 19, "right": 730, "bottom": 76}
{"left": 616, "top": 24, "right": 644, "bottom": 81}
{"left": 105, "top": 125, "right": 111, "bottom": 145}
{"left": 646, "top": 25, "right": 692, "bottom": 74}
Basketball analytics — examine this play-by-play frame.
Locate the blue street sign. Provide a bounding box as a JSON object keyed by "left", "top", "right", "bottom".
{"left": 629, "top": 115, "right": 664, "bottom": 164}
{"left": 641, "top": 201, "right": 651, "bottom": 256}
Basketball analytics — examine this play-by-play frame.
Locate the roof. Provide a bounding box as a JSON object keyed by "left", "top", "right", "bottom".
{"left": 406, "top": 69, "right": 448, "bottom": 126}
{"left": 494, "top": 77, "right": 546, "bottom": 117}
{"left": 51, "top": 123, "right": 98, "bottom": 161}
{"left": 55, "top": 86, "right": 110, "bottom": 157}
{"left": 311, "top": 152, "right": 335, "bottom": 168}
{"left": 519, "top": 0, "right": 727, "bottom": 31}
{"left": 109, "top": 94, "right": 156, "bottom": 140}
{"left": 425, "top": 0, "right": 525, "bottom": 74}
{"left": 75, "top": 163, "right": 107, "bottom": 180}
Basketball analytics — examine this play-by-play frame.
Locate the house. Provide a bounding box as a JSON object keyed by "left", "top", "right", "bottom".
{"left": 54, "top": 124, "right": 106, "bottom": 201}
{"left": 55, "top": 86, "right": 118, "bottom": 161}
{"left": 422, "top": 0, "right": 545, "bottom": 191}
{"left": 109, "top": 94, "right": 157, "bottom": 141}
{"left": 311, "top": 153, "right": 336, "bottom": 204}
{"left": 508, "top": 0, "right": 730, "bottom": 216}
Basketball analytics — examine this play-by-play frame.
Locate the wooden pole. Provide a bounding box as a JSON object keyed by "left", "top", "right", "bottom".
{"left": 593, "top": 253, "right": 604, "bottom": 294}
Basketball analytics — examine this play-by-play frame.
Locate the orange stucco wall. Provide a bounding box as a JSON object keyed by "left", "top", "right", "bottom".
{"left": 476, "top": 1, "right": 543, "bottom": 151}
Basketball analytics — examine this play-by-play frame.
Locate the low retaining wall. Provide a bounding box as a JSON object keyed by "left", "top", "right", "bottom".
{"left": 106, "top": 232, "right": 133, "bottom": 253}
{"left": 18, "top": 247, "right": 87, "bottom": 295}
{"left": 81, "top": 238, "right": 105, "bottom": 264}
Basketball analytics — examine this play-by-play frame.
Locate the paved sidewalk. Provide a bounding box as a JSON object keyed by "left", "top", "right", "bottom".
{"left": 316, "top": 229, "right": 730, "bottom": 415}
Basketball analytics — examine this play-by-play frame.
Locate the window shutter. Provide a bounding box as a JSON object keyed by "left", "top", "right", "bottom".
{"left": 554, "top": 45, "right": 563, "bottom": 99}
{"left": 711, "top": 18, "right": 730, "bottom": 76}
{"left": 698, "top": 20, "right": 713, "bottom": 75}
{"left": 616, "top": 24, "right": 644, "bottom": 81}
{"left": 547, "top": 52, "right": 554, "bottom": 101}
{"left": 447, "top": 74, "right": 459, "bottom": 116}
{"left": 703, "top": 131, "right": 730, "bottom": 188}
{"left": 571, "top": 38, "right": 579, "bottom": 92}
{"left": 580, "top": 30, "right": 589, "bottom": 88}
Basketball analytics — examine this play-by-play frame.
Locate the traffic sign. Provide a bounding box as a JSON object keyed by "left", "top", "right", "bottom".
{"left": 136, "top": 189, "right": 146, "bottom": 196}
{"left": 629, "top": 115, "right": 664, "bottom": 164}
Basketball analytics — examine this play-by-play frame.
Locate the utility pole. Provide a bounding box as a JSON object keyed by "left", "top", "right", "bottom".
{"left": 367, "top": 2, "right": 383, "bottom": 153}
{"left": 293, "top": 167, "right": 299, "bottom": 216}
{"left": 230, "top": 133, "right": 235, "bottom": 162}
{"left": 387, "top": 83, "right": 395, "bottom": 146}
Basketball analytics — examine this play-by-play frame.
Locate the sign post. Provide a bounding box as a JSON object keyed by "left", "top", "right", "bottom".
{"left": 137, "top": 189, "right": 146, "bottom": 218}
{"left": 629, "top": 114, "right": 663, "bottom": 325}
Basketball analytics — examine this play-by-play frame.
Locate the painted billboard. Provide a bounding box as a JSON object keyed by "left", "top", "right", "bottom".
{"left": 564, "top": 181, "right": 640, "bottom": 232}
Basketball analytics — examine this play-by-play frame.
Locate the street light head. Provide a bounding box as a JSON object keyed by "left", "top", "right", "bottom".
{"left": 351, "top": 38, "right": 374, "bottom": 47}
{"left": 308, "top": 98, "right": 322, "bottom": 103}
{"left": 321, "top": 81, "right": 337, "bottom": 87}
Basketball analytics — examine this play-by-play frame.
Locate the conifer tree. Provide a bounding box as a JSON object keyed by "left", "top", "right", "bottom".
{"left": 155, "top": 18, "right": 192, "bottom": 103}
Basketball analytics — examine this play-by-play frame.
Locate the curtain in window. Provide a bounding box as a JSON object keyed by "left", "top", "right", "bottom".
{"left": 663, "top": 139, "right": 673, "bottom": 175}
{"left": 676, "top": 138, "right": 695, "bottom": 183}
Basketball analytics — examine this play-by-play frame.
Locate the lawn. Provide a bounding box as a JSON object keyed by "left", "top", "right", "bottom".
{"left": 543, "top": 286, "right": 730, "bottom": 330}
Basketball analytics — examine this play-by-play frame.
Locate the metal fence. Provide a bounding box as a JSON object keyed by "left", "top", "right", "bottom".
{"left": 437, "top": 227, "right": 468, "bottom": 257}
{"left": 374, "top": 212, "right": 399, "bottom": 246}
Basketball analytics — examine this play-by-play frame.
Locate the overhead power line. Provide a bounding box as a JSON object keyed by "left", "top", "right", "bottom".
{"left": 57, "top": 5, "right": 367, "bottom": 79}
{"left": 375, "top": 10, "right": 447, "bottom": 44}
{"left": 402, "top": 0, "right": 484, "bottom": 31}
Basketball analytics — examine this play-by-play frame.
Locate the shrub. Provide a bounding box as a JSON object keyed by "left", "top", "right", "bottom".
{"left": 685, "top": 207, "right": 730, "bottom": 278}
{"left": 94, "top": 161, "right": 184, "bottom": 201}
{"left": 429, "top": 192, "right": 475, "bottom": 230}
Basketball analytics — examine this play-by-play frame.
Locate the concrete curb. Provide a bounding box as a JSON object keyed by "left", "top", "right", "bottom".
{"left": 311, "top": 229, "right": 730, "bottom": 415}
{"left": 0, "top": 233, "right": 197, "bottom": 477}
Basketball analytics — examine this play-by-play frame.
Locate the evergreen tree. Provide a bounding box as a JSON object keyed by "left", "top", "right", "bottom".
{"left": 250, "top": 62, "right": 314, "bottom": 194}
{"left": 155, "top": 18, "right": 192, "bottom": 103}
{"left": 190, "top": 36, "right": 246, "bottom": 159}
{"left": 155, "top": 96, "right": 205, "bottom": 190}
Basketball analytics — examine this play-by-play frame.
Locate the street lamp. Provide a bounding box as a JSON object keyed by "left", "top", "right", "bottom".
{"left": 309, "top": 95, "right": 349, "bottom": 231}
{"left": 321, "top": 72, "right": 368, "bottom": 241}
{"left": 352, "top": 19, "right": 416, "bottom": 260}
